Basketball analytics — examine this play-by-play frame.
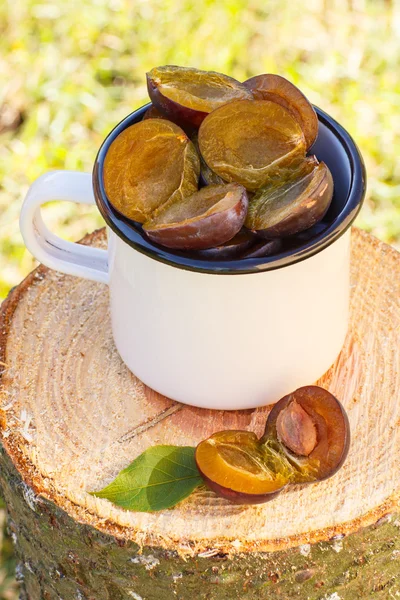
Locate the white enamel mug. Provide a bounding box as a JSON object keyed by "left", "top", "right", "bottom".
{"left": 20, "top": 105, "right": 366, "bottom": 410}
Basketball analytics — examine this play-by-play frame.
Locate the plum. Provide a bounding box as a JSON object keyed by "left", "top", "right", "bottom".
{"left": 245, "top": 161, "right": 333, "bottom": 238}
{"left": 191, "top": 133, "right": 225, "bottom": 187}
{"left": 192, "top": 229, "right": 257, "bottom": 260}
{"left": 103, "top": 119, "right": 199, "bottom": 223}
{"left": 241, "top": 238, "right": 282, "bottom": 259}
{"left": 198, "top": 100, "right": 306, "bottom": 191}
{"left": 262, "top": 386, "right": 350, "bottom": 482}
{"left": 195, "top": 431, "right": 290, "bottom": 504}
{"left": 147, "top": 65, "right": 253, "bottom": 130}
{"left": 243, "top": 74, "right": 318, "bottom": 149}
{"left": 200, "top": 159, "right": 226, "bottom": 187}
{"left": 142, "top": 105, "right": 168, "bottom": 120}
{"left": 143, "top": 183, "right": 248, "bottom": 250}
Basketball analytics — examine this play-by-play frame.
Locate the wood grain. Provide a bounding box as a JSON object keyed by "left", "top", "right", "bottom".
{"left": 1, "top": 227, "right": 399, "bottom": 555}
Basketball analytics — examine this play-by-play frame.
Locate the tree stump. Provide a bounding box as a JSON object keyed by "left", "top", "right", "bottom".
{"left": 1, "top": 227, "right": 400, "bottom": 600}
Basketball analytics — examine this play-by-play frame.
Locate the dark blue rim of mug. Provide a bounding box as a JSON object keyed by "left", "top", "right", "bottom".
{"left": 93, "top": 103, "right": 366, "bottom": 275}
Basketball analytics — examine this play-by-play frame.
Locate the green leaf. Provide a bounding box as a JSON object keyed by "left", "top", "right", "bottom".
{"left": 90, "top": 446, "right": 202, "bottom": 512}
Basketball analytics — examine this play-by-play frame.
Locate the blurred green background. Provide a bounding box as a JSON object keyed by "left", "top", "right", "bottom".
{"left": 0, "top": 0, "right": 399, "bottom": 595}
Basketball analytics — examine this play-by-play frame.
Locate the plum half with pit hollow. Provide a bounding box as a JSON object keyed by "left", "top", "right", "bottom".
{"left": 103, "top": 119, "right": 199, "bottom": 223}
{"left": 245, "top": 159, "right": 333, "bottom": 238}
{"left": 198, "top": 100, "right": 306, "bottom": 191}
{"left": 243, "top": 74, "right": 318, "bottom": 149}
{"left": 195, "top": 386, "right": 350, "bottom": 504}
{"left": 143, "top": 183, "right": 248, "bottom": 250}
{"left": 195, "top": 431, "right": 290, "bottom": 505}
{"left": 147, "top": 65, "right": 253, "bottom": 130}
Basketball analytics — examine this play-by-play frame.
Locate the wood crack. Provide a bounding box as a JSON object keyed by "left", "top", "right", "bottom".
{"left": 118, "top": 404, "right": 183, "bottom": 444}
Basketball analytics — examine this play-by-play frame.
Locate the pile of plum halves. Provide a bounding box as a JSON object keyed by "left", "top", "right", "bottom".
{"left": 104, "top": 65, "right": 334, "bottom": 259}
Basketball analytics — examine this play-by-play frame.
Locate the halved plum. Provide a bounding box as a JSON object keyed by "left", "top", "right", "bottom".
{"left": 195, "top": 431, "right": 290, "bottom": 504}
{"left": 147, "top": 66, "right": 253, "bottom": 130}
{"left": 241, "top": 238, "right": 282, "bottom": 259}
{"left": 142, "top": 105, "right": 168, "bottom": 120}
{"left": 290, "top": 220, "right": 329, "bottom": 243}
{"left": 191, "top": 133, "right": 225, "bottom": 186}
{"left": 198, "top": 100, "right": 306, "bottom": 191}
{"left": 143, "top": 183, "right": 248, "bottom": 250}
{"left": 245, "top": 161, "right": 333, "bottom": 238}
{"left": 243, "top": 74, "right": 318, "bottom": 149}
{"left": 200, "top": 159, "right": 226, "bottom": 187}
{"left": 262, "top": 386, "right": 350, "bottom": 482}
{"left": 103, "top": 119, "right": 200, "bottom": 223}
{"left": 193, "top": 228, "right": 257, "bottom": 260}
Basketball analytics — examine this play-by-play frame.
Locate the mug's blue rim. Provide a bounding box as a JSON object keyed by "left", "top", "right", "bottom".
{"left": 93, "top": 103, "right": 366, "bottom": 275}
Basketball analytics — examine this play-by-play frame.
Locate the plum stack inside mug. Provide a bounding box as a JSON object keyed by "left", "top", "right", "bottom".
{"left": 20, "top": 65, "right": 365, "bottom": 409}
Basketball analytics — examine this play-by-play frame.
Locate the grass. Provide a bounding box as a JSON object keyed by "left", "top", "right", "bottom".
{"left": 0, "top": 0, "right": 399, "bottom": 596}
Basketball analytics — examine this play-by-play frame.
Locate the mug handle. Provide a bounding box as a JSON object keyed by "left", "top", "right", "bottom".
{"left": 20, "top": 170, "right": 109, "bottom": 285}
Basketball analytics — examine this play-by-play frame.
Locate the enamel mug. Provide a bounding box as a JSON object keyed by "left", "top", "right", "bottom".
{"left": 20, "top": 105, "right": 366, "bottom": 410}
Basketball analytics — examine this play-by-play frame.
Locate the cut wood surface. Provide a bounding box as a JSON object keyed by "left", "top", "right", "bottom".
{"left": 1, "top": 227, "right": 400, "bottom": 600}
